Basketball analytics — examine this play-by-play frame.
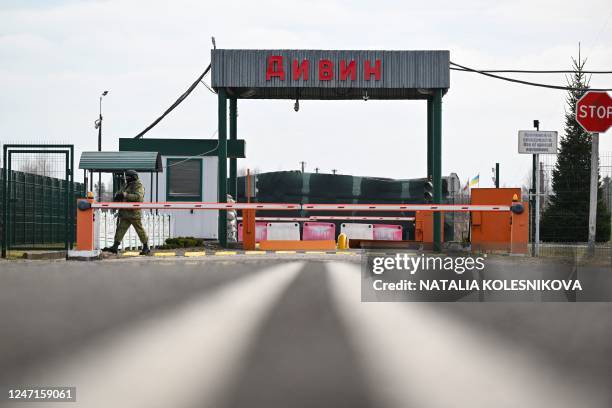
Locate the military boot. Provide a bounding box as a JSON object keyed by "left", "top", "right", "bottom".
{"left": 140, "top": 244, "right": 151, "bottom": 256}
{"left": 102, "top": 241, "right": 120, "bottom": 254}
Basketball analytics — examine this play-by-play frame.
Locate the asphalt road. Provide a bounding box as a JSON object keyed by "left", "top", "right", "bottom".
{"left": 0, "top": 255, "right": 611, "bottom": 407}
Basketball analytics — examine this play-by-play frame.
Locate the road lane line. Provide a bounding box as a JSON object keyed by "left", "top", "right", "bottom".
{"left": 10, "top": 262, "right": 304, "bottom": 408}
{"left": 327, "top": 262, "right": 608, "bottom": 408}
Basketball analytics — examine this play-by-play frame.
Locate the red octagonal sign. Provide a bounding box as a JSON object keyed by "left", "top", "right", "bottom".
{"left": 576, "top": 91, "right": 612, "bottom": 133}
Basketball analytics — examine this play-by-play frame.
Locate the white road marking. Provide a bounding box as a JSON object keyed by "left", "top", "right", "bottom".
{"left": 9, "top": 262, "right": 304, "bottom": 408}
{"left": 328, "top": 262, "right": 608, "bottom": 408}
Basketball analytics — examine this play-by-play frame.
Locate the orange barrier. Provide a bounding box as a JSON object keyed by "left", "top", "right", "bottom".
{"left": 415, "top": 211, "right": 444, "bottom": 243}
{"left": 510, "top": 202, "right": 529, "bottom": 254}
{"left": 75, "top": 198, "right": 95, "bottom": 251}
{"left": 242, "top": 209, "right": 257, "bottom": 250}
{"left": 471, "top": 188, "right": 522, "bottom": 252}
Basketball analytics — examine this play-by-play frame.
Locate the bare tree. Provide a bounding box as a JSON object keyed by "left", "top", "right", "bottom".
{"left": 18, "top": 158, "right": 53, "bottom": 176}
{"left": 95, "top": 182, "right": 113, "bottom": 202}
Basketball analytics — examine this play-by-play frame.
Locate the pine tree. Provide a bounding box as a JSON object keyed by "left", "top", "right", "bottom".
{"left": 540, "top": 54, "right": 611, "bottom": 242}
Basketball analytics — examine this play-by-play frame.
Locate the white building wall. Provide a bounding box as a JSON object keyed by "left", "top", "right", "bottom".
{"left": 137, "top": 155, "right": 219, "bottom": 239}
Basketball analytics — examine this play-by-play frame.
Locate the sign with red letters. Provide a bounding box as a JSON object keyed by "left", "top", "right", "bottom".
{"left": 210, "top": 49, "right": 450, "bottom": 100}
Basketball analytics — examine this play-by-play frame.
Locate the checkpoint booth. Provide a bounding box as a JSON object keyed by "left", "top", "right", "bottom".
{"left": 118, "top": 138, "right": 245, "bottom": 239}
{"left": 78, "top": 151, "right": 171, "bottom": 249}
{"left": 78, "top": 151, "right": 163, "bottom": 196}
{"left": 211, "top": 48, "right": 449, "bottom": 248}
{"left": 73, "top": 48, "right": 530, "bottom": 254}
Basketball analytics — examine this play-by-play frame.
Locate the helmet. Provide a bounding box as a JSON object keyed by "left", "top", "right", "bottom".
{"left": 125, "top": 170, "right": 138, "bottom": 182}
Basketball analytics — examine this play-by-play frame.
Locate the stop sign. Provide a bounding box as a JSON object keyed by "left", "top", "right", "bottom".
{"left": 576, "top": 91, "right": 612, "bottom": 133}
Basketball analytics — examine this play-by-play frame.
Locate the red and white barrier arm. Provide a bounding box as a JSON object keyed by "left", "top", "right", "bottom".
{"left": 89, "top": 202, "right": 510, "bottom": 212}
{"left": 301, "top": 203, "right": 510, "bottom": 212}
{"left": 91, "top": 202, "right": 300, "bottom": 210}
{"left": 237, "top": 216, "right": 417, "bottom": 222}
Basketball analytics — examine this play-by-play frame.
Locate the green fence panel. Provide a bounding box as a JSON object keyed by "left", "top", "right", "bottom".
{"left": 0, "top": 168, "right": 84, "bottom": 252}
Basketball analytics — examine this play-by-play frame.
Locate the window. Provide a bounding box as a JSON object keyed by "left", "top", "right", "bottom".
{"left": 166, "top": 159, "right": 202, "bottom": 201}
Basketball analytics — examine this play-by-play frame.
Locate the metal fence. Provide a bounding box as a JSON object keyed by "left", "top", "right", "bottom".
{"left": 0, "top": 168, "right": 84, "bottom": 251}
{"left": 94, "top": 210, "right": 173, "bottom": 250}
{"left": 445, "top": 189, "right": 471, "bottom": 243}
{"left": 1, "top": 144, "right": 84, "bottom": 255}
{"left": 535, "top": 151, "right": 612, "bottom": 256}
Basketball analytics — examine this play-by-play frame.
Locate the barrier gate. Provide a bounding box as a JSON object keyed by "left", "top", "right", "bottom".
{"left": 74, "top": 200, "right": 528, "bottom": 254}
{"left": 2, "top": 144, "right": 79, "bottom": 257}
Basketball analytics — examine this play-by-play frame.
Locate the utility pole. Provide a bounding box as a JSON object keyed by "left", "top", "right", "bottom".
{"left": 314, "top": 167, "right": 319, "bottom": 174}
{"left": 535, "top": 156, "right": 541, "bottom": 256}
{"left": 588, "top": 132, "right": 599, "bottom": 255}
{"left": 332, "top": 169, "right": 337, "bottom": 175}
{"left": 300, "top": 161, "right": 306, "bottom": 173}
{"left": 495, "top": 163, "right": 499, "bottom": 188}
{"left": 491, "top": 163, "right": 500, "bottom": 188}
{"left": 95, "top": 90, "right": 108, "bottom": 200}
{"left": 531, "top": 119, "right": 539, "bottom": 256}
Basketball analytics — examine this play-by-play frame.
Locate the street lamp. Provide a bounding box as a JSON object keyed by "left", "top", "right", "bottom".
{"left": 94, "top": 90, "right": 109, "bottom": 199}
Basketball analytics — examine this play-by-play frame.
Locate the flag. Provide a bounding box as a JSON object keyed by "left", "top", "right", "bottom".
{"left": 469, "top": 174, "right": 480, "bottom": 187}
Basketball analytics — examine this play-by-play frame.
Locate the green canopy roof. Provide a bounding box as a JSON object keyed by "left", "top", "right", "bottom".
{"left": 79, "top": 151, "right": 162, "bottom": 172}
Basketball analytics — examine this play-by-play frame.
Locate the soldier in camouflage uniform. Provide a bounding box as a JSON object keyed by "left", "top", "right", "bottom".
{"left": 102, "top": 170, "right": 150, "bottom": 255}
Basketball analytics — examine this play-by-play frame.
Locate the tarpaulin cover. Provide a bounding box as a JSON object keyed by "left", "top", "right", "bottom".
{"left": 236, "top": 171, "right": 456, "bottom": 240}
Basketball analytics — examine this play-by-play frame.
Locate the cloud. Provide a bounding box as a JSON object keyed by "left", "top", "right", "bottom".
{"left": 0, "top": 0, "right": 610, "bottom": 186}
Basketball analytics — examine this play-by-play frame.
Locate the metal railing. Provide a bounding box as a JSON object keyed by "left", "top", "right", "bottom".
{"left": 94, "top": 210, "right": 173, "bottom": 250}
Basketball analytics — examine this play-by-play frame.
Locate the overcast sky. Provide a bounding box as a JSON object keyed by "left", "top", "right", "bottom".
{"left": 0, "top": 0, "right": 610, "bottom": 187}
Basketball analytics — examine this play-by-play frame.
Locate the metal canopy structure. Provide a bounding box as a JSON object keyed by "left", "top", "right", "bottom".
{"left": 79, "top": 151, "right": 162, "bottom": 172}
{"left": 211, "top": 48, "right": 449, "bottom": 248}
{"left": 212, "top": 49, "right": 449, "bottom": 100}
{"left": 119, "top": 138, "right": 246, "bottom": 158}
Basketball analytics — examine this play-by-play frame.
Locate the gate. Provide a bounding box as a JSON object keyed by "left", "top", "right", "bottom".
{"left": 1, "top": 144, "right": 82, "bottom": 257}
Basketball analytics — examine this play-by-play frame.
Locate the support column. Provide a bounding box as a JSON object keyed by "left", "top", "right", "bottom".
{"left": 218, "top": 89, "right": 228, "bottom": 247}
{"left": 229, "top": 98, "right": 238, "bottom": 200}
{"left": 427, "top": 97, "right": 434, "bottom": 179}
{"left": 432, "top": 89, "right": 443, "bottom": 251}
{"left": 587, "top": 132, "right": 599, "bottom": 255}
{"left": 2, "top": 146, "right": 7, "bottom": 258}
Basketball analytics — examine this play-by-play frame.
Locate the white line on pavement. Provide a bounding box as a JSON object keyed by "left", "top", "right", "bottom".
{"left": 327, "top": 262, "right": 608, "bottom": 408}
{"left": 9, "top": 262, "right": 304, "bottom": 408}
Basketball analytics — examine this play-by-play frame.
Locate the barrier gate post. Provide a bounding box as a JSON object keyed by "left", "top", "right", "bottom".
{"left": 432, "top": 89, "right": 443, "bottom": 251}
{"left": 243, "top": 209, "right": 256, "bottom": 250}
{"left": 218, "top": 89, "right": 228, "bottom": 247}
{"left": 76, "top": 198, "right": 95, "bottom": 251}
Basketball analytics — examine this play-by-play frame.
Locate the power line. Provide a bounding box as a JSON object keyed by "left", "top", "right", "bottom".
{"left": 450, "top": 61, "right": 612, "bottom": 91}
{"left": 132, "top": 60, "right": 609, "bottom": 140}
{"left": 450, "top": 67, "right": 612, "bottom": 74}
{"left": 164, "top": 129, "right": 219, "bottom": 169}
{"left": 134, "top": 63, "right": 212, "bottom": 139}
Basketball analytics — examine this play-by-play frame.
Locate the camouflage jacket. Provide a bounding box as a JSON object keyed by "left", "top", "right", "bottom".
{"left": 117, "top": 180, "right": 145, "bottom": 219}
